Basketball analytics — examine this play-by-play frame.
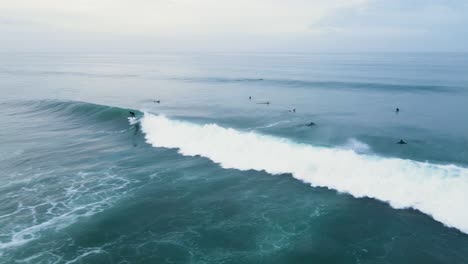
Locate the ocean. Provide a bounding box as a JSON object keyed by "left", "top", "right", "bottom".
{"left": 1, "top": 52, "right": 468, "bottom": 263}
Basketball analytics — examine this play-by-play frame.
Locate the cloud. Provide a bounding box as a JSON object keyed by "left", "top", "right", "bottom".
{"left": 0, "top": 0, "right": 368, "bottom": 34}
{"left": 0, "top": 0, "right": 467, "bottom": 52}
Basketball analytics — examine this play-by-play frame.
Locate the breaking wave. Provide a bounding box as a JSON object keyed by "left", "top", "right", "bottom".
{"left": 141, "top": 113, "right": 468, "bottom": 234}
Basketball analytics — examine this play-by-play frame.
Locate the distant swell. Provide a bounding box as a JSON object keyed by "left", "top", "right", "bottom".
{"left": 176, "top": 77, "right": 456, "bottom": 93}
{"left": 141, "top": 114, "right": 468, "bottom": 234}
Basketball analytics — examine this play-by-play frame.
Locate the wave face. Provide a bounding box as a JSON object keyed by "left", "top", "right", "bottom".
{"left": 22, "top": 100, "right": 140, "bottom": 121}
{"left": 0, "top": 100, "right": 143, "bottom": 255}
{"left": 141, "top": 113, "right": 468, "bottom": 234}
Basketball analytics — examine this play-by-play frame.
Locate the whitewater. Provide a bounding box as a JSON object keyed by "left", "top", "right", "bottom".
{"left": 141, "top": 113, "right": 468, "bottom": 234}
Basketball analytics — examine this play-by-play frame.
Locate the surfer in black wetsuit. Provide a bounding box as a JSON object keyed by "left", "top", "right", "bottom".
{"left": 249, "top": 96, "right": 252, "bottom": 100}
{"left": 306, "top": 122, "right": 316, "bottom": 126}
{"left": 154, "top": 100, "right": 160, "bottom": 103}
{"left": 396, "top": 107, "right": 400, "bottom": 113}
{"left": 128, "top": 111, "right": 139, "bottom": 146}
{"left": 397, "top": 139, "right": 407, "bottom": 144}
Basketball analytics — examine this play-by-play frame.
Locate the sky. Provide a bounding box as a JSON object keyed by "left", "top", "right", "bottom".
{"left": 0, "top": 0, "right": 467, "bottom": 52}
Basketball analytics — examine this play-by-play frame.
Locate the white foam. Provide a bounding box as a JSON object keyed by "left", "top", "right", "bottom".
{"left": 342, "top": 138, "right": 371, "bottom": 154}
{"left": 128, "top": 116, "right": 139, "bottom": 125}
{"left": 64, "top": 248, "right": 104, "bottom": 264}
{"left": 141, "top": 114, "right": 468, "bottom": 234}
{"left": 0, "top": 171, "right": 137, "bottom": 253}
{"left": 253, "top": 120, "right": 291, "bottom": 130}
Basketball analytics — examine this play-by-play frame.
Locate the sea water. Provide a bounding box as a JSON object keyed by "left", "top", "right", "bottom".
{"left": 1, "top": 52, "right": 468, "bottom": 263}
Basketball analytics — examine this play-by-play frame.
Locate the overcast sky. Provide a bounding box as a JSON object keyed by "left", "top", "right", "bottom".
{"left": 1, "top": 0, "right": 467, "bottom": 52}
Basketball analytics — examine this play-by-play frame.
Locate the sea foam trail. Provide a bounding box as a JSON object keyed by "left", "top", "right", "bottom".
{"left": 140, "top": 114, "right": 468, "bottom": 234}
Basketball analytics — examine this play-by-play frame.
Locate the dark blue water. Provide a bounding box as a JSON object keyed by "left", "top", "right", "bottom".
{"left": 1, "top": 53, "right": 468, "bottom": 263}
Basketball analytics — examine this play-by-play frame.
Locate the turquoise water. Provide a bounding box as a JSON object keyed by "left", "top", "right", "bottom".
{"left": 1, "top": 53, "right": 468, "bottom": 263}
